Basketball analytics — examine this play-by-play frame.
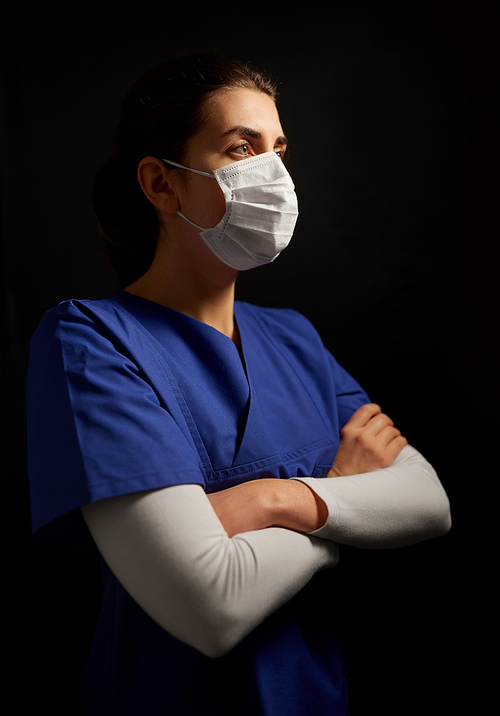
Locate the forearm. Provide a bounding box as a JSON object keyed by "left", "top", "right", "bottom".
{"left": 292, "top": 445, "right": 451, "bottom": 548}
{"left": 208, "top": 477, "right": 328, "bottom": 537}
{"left": 81, "top": 484, "right": 338, "bottom": 658}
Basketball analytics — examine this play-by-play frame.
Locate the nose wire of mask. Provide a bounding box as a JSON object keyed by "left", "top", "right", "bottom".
{"left": 161, "top": 152, "right": 299, "bottom": 271}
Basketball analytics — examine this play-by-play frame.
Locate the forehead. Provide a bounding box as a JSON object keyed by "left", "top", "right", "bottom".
{"left": 201, "top": 87, "right": 284, "bottom": 140}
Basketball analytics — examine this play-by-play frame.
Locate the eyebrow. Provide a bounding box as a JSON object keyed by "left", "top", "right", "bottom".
{"left": 222, "top": 125, "right": 288, "bottom": 146}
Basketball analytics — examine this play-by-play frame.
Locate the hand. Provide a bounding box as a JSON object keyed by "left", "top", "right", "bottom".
{"left": 208, "top": 478, "right": 327, "bottom": 537}
{"left": 328, "top": 403, "right": 407, "bottom": 477}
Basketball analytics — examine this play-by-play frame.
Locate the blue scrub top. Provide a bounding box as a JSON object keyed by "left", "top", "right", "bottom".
{"left": 27, "top": 291, "right": 370, "bottom": 715}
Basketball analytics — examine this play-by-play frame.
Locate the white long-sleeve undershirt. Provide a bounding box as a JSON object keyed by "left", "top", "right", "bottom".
{"left": 81, "top": 485, "right": 339, "bottom": 658}
{"left": 81, "top": 445, "right": 450, "bottom": 658}
{"left": 294, "top": 445, "right": 451, "bottom": 548}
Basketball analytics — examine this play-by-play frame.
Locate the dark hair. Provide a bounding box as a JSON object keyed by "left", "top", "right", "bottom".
{"left": 93, "top": 53, "right": 278, "bottom": 287}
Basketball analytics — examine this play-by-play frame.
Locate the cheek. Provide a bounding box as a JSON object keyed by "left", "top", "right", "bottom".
{"left": 181, "top": 178, "right": 226, "bottom": 229}
{"left": 204, "top": 184, "right": 227, "bottom": 227}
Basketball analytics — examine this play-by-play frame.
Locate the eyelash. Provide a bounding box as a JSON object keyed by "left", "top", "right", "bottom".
{"left": 231, "top": 141, "right": 254, "bottom": 157}
{"left": 230, "top": 141, "right": 285, "bottom": 159}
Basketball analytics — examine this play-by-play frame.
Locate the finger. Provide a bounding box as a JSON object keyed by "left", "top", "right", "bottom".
{"left": 344, "top": 403, "right": 382, "bottom": 428}
{"left": 384, "top": 435, "right": 408, "bottom": 463}
{"left": 375, "top": 424, "right": 402, "bottom": 447}
{"left": 363, "top": 412, "right": 394, "bottom": 437}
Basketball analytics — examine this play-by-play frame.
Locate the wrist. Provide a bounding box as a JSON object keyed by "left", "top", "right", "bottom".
{"left": 327, "top": 464, "right": 342, "bottom": 477}
{"left": 265, "top": 479, "right": 328, "bottom": 533}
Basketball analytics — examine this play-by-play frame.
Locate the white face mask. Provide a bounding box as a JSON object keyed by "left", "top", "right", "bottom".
{"left": 162, "top": 152, "right": 299, "bottom": 271}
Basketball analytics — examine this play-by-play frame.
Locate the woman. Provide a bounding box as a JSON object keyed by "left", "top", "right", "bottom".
{"left": 27, "top": 53, "right": 451, "bottom": 715}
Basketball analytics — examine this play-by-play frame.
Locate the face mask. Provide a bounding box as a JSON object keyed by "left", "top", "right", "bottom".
{"left": 162, "top": 152, "right": 298, "bottom": 271}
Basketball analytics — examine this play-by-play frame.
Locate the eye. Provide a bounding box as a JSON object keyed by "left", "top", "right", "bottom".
{"left": 275, "top": 145, "right": 287, "bottom": 160}
{"left": 231, "top": 142, "right": 254, "bottom": 158}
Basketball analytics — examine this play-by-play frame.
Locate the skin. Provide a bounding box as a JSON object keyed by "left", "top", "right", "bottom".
{"left": 128, "top": 87, "right": 286, "bottom": 342}
{"left": 128, "top": 87, "right": 407, "bottom": 537}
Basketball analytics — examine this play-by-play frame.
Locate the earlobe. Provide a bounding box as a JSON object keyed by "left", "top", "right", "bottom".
{"left": 137, "top": 157, "right": 180, "bottom": 214}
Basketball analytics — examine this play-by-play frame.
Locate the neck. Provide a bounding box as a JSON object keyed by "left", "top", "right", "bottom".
{"left": 125, "top": 239, "right": 239, "bottom": 342}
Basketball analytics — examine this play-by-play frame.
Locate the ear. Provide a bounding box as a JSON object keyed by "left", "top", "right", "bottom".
{"left": 137, "top": 157, "right": 180, "bottom": 214}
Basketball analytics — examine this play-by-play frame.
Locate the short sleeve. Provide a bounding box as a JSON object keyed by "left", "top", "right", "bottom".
{"left": 27, "top": 301, "right": 205, "bottom": 547}
{"left": 326, "top": 352, "right": 371, "bottom": 429}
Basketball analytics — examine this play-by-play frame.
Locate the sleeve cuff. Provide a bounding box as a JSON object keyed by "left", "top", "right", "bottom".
{"left": 290, "top": 476, "right": 340, "bottom": 540}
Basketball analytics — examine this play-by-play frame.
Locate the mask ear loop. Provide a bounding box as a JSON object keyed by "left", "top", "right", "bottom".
{"left": 162, "top": 158, "right": 215, "bottom": 178}
{"left": 161, "top": 158, "right": 216, "bottom": 230}
{"left": 176, "top": 212, "right": 206, "bottom": 231}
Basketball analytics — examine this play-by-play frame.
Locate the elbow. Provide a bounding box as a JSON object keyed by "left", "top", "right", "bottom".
{"left": 199, "top": 638, "right": 237, "bottom": 660}
{"left": 422, "top": 457, "right": 452, "bottom": 537}
{"left": 190, "top": 611, "right": 250, "bottom": 659}
{"left": 191, "top": 638, "right": 229, "bottom": 660}
{"left": 408, "top": 463, "right": 452, "bottom": 542}
{"left": 426, "top": 474, "right": 452, "bottom": 537}
{"left": 430, "top": 495, "right": 452, "bottom": 538}
{"left": 156, "top": 607, "right": 245, "bottom": 659}
{"left": 139, "top": 596, "right": 253, "bottom": 660}
{"left": 411, "top": 492, "right": 452, "bottom": 544}
{"left": 371, "top": 495, "right": 452, "bottom": 550}
{"left": 175, "top": 588, "right": 257, "bottom": 659}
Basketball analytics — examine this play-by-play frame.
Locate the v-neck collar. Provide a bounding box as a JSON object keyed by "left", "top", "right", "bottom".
{"left": 121, "top": 289, "right": 247, "bottom": 367}
{"left": 97, "top": 292, "right": 337, "bottom": 486}
{"left": 113, "top": 292, "right": 262, "bottom": 469}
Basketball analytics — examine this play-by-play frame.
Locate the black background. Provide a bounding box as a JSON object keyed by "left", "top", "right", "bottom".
{"left": 2, "top": 1, "right": 496, "bottom": 713}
